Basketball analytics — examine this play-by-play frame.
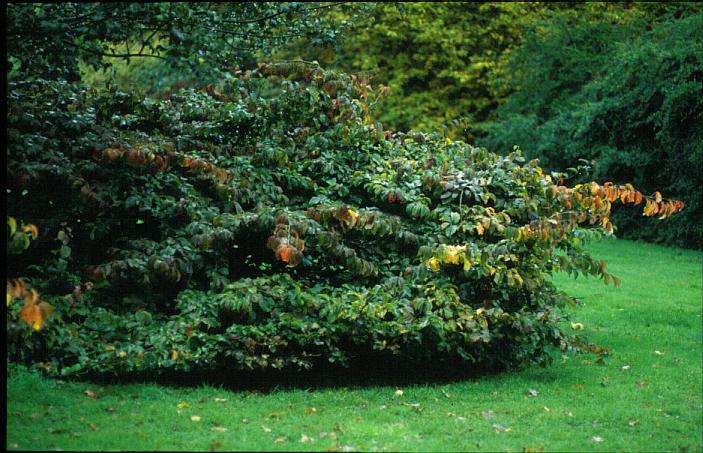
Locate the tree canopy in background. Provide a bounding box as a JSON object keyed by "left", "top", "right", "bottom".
{"left": 7, "top": 2, "right": 356, "bottom": 86}
{"left": 476, "top": 3, "right": 702, "bottom": 248}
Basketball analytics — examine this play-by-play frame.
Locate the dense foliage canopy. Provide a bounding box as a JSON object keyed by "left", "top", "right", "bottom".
{"left": 6, "top": 2, "right": 686, "bottom": 378}
{"left": 478, "top": 5, "right": 702, "bottom": 248}
{"left": 285, "top": 2, "right": 701, "bottom": 248}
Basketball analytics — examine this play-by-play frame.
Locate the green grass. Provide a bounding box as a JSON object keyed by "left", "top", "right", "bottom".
{"left": 7, "top": 238, "right": 703, "bottom": 452}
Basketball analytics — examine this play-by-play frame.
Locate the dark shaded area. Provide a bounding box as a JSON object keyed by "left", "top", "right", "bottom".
{"left": 62, "top": 354, "right": 505, "bottom": 393}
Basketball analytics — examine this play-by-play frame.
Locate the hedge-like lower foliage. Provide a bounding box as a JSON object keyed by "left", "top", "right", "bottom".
{"left": 6, "top": 62, "right": 680, "bottom": 377}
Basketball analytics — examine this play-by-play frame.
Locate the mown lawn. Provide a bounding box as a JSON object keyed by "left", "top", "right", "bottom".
{"left": 7, "top": 238, "right": 702, "bottom": 452}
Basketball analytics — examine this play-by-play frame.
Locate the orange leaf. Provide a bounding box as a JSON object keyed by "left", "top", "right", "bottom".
{"left": 278, "top": 246, "right": 295, "bottom": 263}
{"left": 22, "top": 224, "right": 39, "bottom": 240}
{"left": 19, "top": 303, "right": 42, "bottom": 331}
{"left": 634, "top": 191, "right": 643, "bottom": 205}
{"left": 8, "top": 279, "right": 27, "bottom": 300}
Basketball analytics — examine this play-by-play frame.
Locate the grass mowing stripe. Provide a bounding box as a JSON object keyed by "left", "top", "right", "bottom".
{"left": 7, "top": 238, "right": 702, "bottom": 452}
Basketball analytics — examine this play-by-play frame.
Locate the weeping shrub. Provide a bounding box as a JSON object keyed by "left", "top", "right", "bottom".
{"left": 6, "top": 61, "right": 683, "bottom": 377}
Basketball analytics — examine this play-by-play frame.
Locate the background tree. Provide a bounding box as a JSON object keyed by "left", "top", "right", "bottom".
{"left": 477, "top": 4, "right": 703, "bottom": 248}
{"left": 278, "top": 2, "right": 549, "bottom": 140}
{"left": 7, "top": 2, "right": 355, "bottom": 86}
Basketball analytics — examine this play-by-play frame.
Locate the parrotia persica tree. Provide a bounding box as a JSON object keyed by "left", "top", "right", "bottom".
{"left": 6, "top": 4, "right": 683, "bottom": 377}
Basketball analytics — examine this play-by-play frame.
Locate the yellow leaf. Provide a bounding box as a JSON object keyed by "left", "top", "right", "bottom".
{"left": 171, "top": 349, "right": 179, "bottom": 360}
{"left": 8, "top": 217, "right": 17, "bottom": 235}
{"left": 177, "top": 401, "right": 189, "bottom": 409}
{"left": 25, "top": 288, "right": 39, "bottom": 305}
{"left": 570, "top": 322, "right": 584, "bottom": 330}
{"left": 118, "top": 351, "right": 127, "bottom": 358}
{"left": 190, "top": 415, "right": 201, "bottom": 422}
{"left": 426, "top": 257, "right": 440, "bottom": 271}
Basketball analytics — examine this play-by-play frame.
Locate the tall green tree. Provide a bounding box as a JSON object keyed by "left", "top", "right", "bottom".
{"left": 478, "top": 4, "right": 703, "bottom": 248}
{"left": 279, "top": 2, "right": 551, "bottom": 139}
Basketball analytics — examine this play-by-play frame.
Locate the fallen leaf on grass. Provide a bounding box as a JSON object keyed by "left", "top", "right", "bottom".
{"left": 89, "top": 423, "right": 98, "bottom": 431}
{"left": 177, "top": 401, "right": 189, "bottom": 409}
{"left": 394, "top": 389, "right": 404, "bottom": 397}
{"left": 636, "top": 380, "right": 650, "bottom": 389}
{"left": 304, "top": 407, "right": 317, "bottom": 414}
{"left": 527, "top": 389, "right": 539, "bottom": 397}
{"left": 446, "top": 412, "right": 456, "bottom": 417}
{"left": 319, "top": 432, "right": 337, "bottom": 440}
{"left": 591, "top": 436, "right": 604, "bottom": 443}
{"left": 570, "top": 322, "right": 584, "bottom": 330}
{"left": 210, "top": 426, "right": 228, "bottom": 432}
{"left": 621, "top": 365, "right": 631, "bottom": 371}
{"left": 104, "top": 406, "right": 116, "bottom": 413}
{"left": 441, "top": 390, "right": 451, "bottom": 399}
{"left": 574, "top": 384, "right": 584, "bottom": 390}
{"left": 403, "top": 402, "right": 423, "bottom": 412}
{"left": 543, "top": 406, "right": 550, "bottom": 412}
{"left": 300, "top": 434, "right": 314, "bottom": 443}
{"left": 491, "top": 423, "right": 512, "bottom": 433}
{"left": 628, "top": 420, "right": 638, "bottom": 427}
{"left": 213, "top": 397, "right": 227, "bottom": 403}
{"left": 274, "top": 437, "right": 287, "bottom": 443}
{"left": 190, "top": 416, "right": 201, "bottom": 422}
{"left": 261, "top": 426, "right": 272, "bottom": 433}
{"left": 655, "top": 350, "right": 665, "bottom": 356}
{"left": 340, "top": 446, "right": 355, "bottom": 452}
{"left": 84, "top": 389, "right": 99, "bottom": 399}
{"left": 481, "top": 410, "right": 496, "bottom": 419}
